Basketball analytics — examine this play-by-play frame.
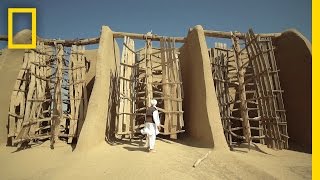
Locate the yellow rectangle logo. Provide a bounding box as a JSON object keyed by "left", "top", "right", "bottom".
{"left": 8, "top": 8, "right": 37, "bottom": 49}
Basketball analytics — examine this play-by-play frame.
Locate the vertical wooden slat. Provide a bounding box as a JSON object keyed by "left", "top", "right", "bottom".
{"left": 161, "top": 38, "right": 170, "bottom": 134}
{"left": 50, "top": 44, "right": 63, "bottom": 148}
{"left": 124, "top": 38, "right": 130, "bottom": 134}
{"left": 145, "top": 38, "right": 153, "bottom": 108}
{"left": 117, "top": 37, "right": 126, "bottom": 134}
{"left": 80, "top": 45, "right": 88, "bottom": 137}
{"left": 168, "top": 38, "right": 178, "bottom": 139}
{"left": 174, "top": 42, "right": 184, "bottom": 129}
{"left": 129, "top": 39, "right": 135, "bottom": 135}
{"left": 68, "top": 45, "right": 76, "bottom": 143}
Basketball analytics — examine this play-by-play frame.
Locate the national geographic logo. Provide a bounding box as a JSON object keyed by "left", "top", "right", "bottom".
{"left": 8, "top": 8, "right": 36, "bottom": 49}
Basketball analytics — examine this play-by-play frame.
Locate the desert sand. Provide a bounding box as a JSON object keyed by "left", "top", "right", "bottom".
{"left": 0, "top": 138, "right": 311, "bottom": 180}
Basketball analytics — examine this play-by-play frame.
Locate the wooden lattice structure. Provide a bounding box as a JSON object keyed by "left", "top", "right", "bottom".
{"left": 209, "top": 29, "right": 288, "bottom": 150}
{"left": 116, "top": 35, "right": 185, "bottom": 139}
{"left": 116, "top": 36, "right": 136, "bottom": 138}
{"left": 244, "top": 29, "right": 288, "bottom": 149}
{"left": 67, "top": 45, "right": 88, "bottom": 143}
{"left": 8, "top": 42, "right": 52, "bottom": 145}
{"left": 3, "top": 27, "right": 290, "bottom": 150}
{"left": 7, "top": 42, "right": 88, "bottom": 147}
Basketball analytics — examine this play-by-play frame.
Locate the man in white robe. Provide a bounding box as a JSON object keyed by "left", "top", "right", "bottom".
{"left": 140, "top": 99, "right": 160, "bottom": 153}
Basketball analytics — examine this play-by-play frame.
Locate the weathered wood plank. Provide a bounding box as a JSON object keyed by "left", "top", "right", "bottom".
{"left": 50, "top": 44, "right": 64, "bottom": 149}
{"left": 160, "top": 38, "right": 170, "bottom": 134}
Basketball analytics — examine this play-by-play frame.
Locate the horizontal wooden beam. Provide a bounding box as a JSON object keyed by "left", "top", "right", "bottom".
{"left": 0, "top": 31, "right": 186, "bottom": 45}
{"left": 0, "top": 35, "right": 100, "bottom": 46}
{"left": 203, "top": 30, "right": 282, "bottom": 39}
{"left": 0, "top": 29, "right": 282, "bottom": 46}
{"left": 113, "top": 31, "right": 186, "bottom": 42}
{"left": 0, "top": 35, "right": 7, "bottom": 41}
{"left": 39, "top": 37, "right": 100, "bottom": 46}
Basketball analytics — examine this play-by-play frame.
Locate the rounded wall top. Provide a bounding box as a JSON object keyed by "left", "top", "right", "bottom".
{"left": 13, "top": 29, "right": 32, "bottom": 44}
{"left": 189, "top": 25, "right": 204, "bottom": 33}
{"left": 279, "top": 28, "right": 311, "bottom": 54}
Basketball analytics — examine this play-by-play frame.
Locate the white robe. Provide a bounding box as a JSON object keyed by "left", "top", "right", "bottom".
{"left": 140, "top": 107, "right": 160, "bottom": 149}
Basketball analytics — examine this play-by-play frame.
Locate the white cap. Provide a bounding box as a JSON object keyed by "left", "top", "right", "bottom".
{"left": 151, "top": 99, "right": 157, "bottom": 106}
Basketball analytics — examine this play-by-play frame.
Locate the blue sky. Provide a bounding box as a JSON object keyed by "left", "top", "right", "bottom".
{"left": 0, "top": 0, "right": 311, "bottom": 49}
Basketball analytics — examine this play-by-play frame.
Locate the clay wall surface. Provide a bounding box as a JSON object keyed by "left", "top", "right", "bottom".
{"left": 0, "top": 30, "right": 31, "bottom": 145}
{"left": 179, "top": 25, "right": 228, "bottom": 150}
{"left": 273, "top": 29, "right": 312, "bottom": 153}
{"left": 84, "top": 49, "right": 97, "bottom": 100}
{"left": 76, "top": 26, "right": 120, "bottom": 151}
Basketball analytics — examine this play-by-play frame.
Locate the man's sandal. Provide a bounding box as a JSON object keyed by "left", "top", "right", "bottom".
{"left": 149, "top": 149, "right": 156, "bottom": 153}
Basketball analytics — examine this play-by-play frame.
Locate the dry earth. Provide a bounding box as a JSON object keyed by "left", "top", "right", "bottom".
{"left": 0, "top": 138, "right": 311, "bottom": 180}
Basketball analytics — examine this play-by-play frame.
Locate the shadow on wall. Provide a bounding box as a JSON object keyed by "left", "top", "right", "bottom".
{"left": 105, "top": 38, "right": 120, "bottom": 144}
{"left": 105, "top": 72, "right": 119, "bottom": 143}
{"left": 273, "top": 29, "right": 312, "bottom": 153}
{"left": 80, "top": 57, "right": 118, "bottom": 144}
{"left": 75, "top": 57, "right": 91, "bottom": 141}
{"left": 179, "top": 41, "right": 214, "bottom": 148}
{"left": 86, "top": 78, "right": 95, "bottom": 102}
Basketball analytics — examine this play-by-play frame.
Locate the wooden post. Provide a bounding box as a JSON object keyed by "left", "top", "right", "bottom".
{"left": 124, "top": 38, "right": 131, "bottom": 135}
{"left": 127, "top": 38, "right": 135, "bottom": 135}
{"left": 160, "top": 38, "right": 170, "bottom": 134}
{"left": 174, "top": 45, "right": 184, "bottom": 131}
{"left": 68, "top": 46, "right": 75, "bottom": 143}
{"left": 117, "top": 37, "right": 127, "bottom": 135}
{"left": 168, "top": 38, "right": 178, "bottom": 139}
{"left": 232, "top": 35, "right": 252, "bottom": 147}
{"left": 145, "top": 38, "right": 153, "bottom": 108}
{"left": 50, "top": 44, "right": 63, "bottom": 149}
{"left": 80, "top": 45, "right": 88, "bottom": 136}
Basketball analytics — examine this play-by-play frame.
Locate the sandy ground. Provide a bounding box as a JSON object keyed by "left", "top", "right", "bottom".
{"left": 0, "top": 138, "right": 311, "bottom": 180}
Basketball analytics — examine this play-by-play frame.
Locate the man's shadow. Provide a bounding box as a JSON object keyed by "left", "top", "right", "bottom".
{"left": 121, "top": 137, "right": 149, "bottom": 152}
{"left": 123, "top": 146, "right": 149, "bottom": 152}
